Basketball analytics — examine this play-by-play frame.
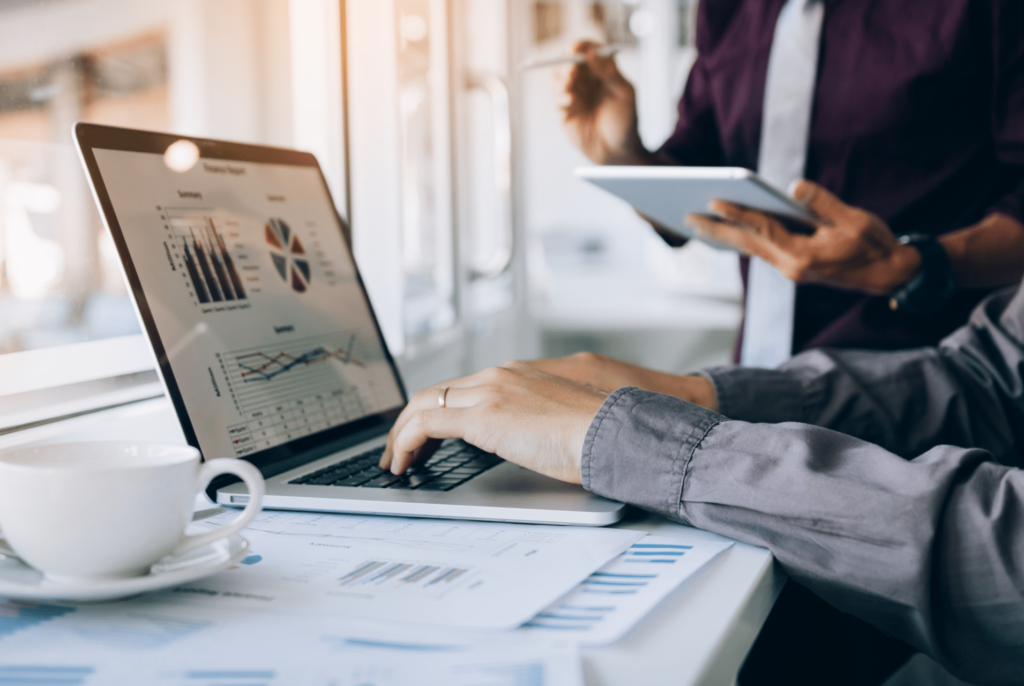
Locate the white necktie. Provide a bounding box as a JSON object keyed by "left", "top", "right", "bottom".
{"left": 739, "top": 0, "right": 824, "bottom": 368}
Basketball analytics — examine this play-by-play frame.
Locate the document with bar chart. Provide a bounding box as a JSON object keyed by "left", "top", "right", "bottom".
{"left": 0, "top": 599, "right": 584, "bottom": 686}
{"left": 521, "top": 535, "right": 732, "bottom": 645}
{"left": 169, "top": 510, "right": 643, "bottom": 629}
{"left": 91, "top": 148, "right": 404, "bottom": 459}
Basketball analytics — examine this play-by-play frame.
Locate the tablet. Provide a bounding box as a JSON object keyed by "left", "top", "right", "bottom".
{"left": 576, "top": 166, "right": 817, "bottom": 240}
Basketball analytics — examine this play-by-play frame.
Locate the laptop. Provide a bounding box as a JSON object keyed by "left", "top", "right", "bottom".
{"left": 74, "top": 123, "right": 626, "bottom": 526}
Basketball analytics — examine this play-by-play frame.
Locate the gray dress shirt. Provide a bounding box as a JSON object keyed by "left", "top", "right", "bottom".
{"left": 581, "top": 284, "right": 1024, "bottom": 684}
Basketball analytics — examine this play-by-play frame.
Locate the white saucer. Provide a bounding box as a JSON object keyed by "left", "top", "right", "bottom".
{"left": 0, "top": 533, "right": 249, "bottom": 602}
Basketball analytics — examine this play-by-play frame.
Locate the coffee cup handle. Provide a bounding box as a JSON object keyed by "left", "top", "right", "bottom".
{"left": 171, "top": 458, "right": 265, "bottom": 558}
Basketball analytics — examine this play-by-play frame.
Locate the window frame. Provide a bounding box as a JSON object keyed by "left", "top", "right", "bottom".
{"left": 0, "top": 333, "right": 154, "bottom": 398}
{"left": 0, "top": 0, "right": 353, "bottom": 423}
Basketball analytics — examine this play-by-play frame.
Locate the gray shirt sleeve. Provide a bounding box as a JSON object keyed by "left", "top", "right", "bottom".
{"left": 702, "top": 285, "right": 1024, "bottom": 464}
{"left": 583, "top": 392, "right": 1024, "bottom": 684}
{"left": 581, "top": 282, "right": 1024, "bottom": 684}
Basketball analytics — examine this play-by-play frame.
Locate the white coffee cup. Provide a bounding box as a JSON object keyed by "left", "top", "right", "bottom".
{"left": 0, "top": 441, "right": 265, "bottom": 583}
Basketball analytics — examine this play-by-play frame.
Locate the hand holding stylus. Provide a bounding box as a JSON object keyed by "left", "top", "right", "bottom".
{"left": 557, "top": 40, "right": 653, "bottom": 166}
{"left": 520, "top": 44, "right": 621, "bottom": 71}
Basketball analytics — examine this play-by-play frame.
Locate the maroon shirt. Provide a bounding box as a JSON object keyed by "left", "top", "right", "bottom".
{"left": 659, "top": 0, "right": 1024, "bottom": 353}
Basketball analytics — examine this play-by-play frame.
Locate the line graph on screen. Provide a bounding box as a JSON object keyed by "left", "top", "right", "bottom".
{"left": 219, "top": 333, "right": 386, "bottom": 455}
{"left": 236, "top": 334, "right": 364, "bottom": 383}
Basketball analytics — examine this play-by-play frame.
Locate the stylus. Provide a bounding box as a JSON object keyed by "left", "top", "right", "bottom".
{"left": 520, "top": 45, "right": 622, "bottom": 72}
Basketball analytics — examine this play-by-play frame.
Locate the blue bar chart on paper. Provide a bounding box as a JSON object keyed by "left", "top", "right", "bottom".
{"left": 521, "top": 536, "right": 733, "bottom": 645}
{"left": 623, "top": 542, "right": 692, "bottom": 564}
{"left": 157, "top": 669, "right": 278, "bottom": 686}
{"left": 0, "top": 665, "right": 94, "bottom": 686}
{"left": 0, "top": 601, "right": 76, "bottom": 640}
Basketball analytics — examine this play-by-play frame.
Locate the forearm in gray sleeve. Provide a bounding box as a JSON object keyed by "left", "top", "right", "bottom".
{"left": 701, "top": 285, "right": 1024, "bottom": 463}
{"left": 582, "top": 388, "right": 1024, "bottom": 684}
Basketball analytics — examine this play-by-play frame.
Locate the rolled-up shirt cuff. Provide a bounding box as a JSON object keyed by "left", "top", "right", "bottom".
{"left": 701, "top": 365, "right": 808, "bottom": 423}
{"left": 581, "top": 387, "right": 723, "bottom": 516}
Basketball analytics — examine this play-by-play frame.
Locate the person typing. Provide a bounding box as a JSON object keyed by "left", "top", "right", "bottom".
{"left": 379, "top": 186, "right": 1024, "bottom": 685}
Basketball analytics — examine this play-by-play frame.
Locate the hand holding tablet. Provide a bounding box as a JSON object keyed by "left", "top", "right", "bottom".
{"left": 576, "top": 166, "right": 818, "bottom": 244}
{"left": 579, "top": 166, "right": 920, "bottom": 297}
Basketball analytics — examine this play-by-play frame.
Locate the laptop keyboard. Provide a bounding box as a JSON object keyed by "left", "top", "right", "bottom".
{"left": 288, "top": 440, "right": 503, "bottom": 492}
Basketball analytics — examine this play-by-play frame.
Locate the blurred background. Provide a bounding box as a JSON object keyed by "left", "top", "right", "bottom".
{"left": 0, "top": 0, "right": 742, "bottom": 393}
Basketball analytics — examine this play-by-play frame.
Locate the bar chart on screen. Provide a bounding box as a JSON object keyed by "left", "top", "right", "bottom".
{"left": 218, "top": 332, "right": 389, "bottom": 455}
{"left": 162, "top": 209, "right": 256, "bottom": 308}
{"left": 160, "top": 207, "right": 345, "bottom": 309}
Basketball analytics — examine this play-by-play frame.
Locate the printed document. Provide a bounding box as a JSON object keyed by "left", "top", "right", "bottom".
{"left": 0, "top": 599, "right": 582, "bottom": 686}
{"left": 521, "top": 535, "right": 732, "bottom": 644}
{"left": 305, "top": 535, "right": 733, "bottom": 648}
{"left": 172, "top": 510, "right": 643, "bottom": 629}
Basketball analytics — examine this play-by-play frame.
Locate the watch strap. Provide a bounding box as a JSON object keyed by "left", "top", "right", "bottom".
{"left": 888, "top": 234, "right": 958, "bottom": 315}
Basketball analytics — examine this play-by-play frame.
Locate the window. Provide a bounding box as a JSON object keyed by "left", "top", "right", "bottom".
{"left": 0, "top": 31, "right": 170, "bottom": 354}
{"left": 0, "top": 0, "right": 317, "bottom": 427}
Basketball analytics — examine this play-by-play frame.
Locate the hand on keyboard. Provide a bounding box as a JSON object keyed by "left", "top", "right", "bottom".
{"left": 290, "top": 442, "right": 501, "bottom": 491}
{"left": 380, "top": 361, "right": 607, "bottom": 484}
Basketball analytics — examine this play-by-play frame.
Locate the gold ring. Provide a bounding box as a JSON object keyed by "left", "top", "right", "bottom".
{"left": 438, "top": 385, "right": 450, "bottom": 408}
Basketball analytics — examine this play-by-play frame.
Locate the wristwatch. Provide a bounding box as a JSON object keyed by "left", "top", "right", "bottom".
{"left": 888, "top": 234, "right": 958, "bottom": 315}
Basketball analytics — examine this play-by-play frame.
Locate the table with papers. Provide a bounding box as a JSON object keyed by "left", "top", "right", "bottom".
{"left": 0, "top": 398, "right": 785, "bottom": 685}
{"left": 175, "top": 509, "right": 649, "bottom": 630}
{"left": 0, "top": 598, "right": 585, "bottom": 686}
{"left": 0, "top": 509, "right": 738, "bottom": 685}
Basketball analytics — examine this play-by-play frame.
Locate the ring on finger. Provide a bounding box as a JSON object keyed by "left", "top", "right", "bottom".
{"left": 438, "top": 385, "right": 450, "bottom": 408}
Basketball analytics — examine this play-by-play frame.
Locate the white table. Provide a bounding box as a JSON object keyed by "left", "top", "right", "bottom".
{"left": 1, "top": 397, "right": 785, "bottom": 686}
{"left": 588, "top": 514, "right": 783, "bottom": 686}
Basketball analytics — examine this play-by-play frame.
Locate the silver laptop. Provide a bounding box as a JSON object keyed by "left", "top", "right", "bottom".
{"left": 74, "top": 123, "right": 626, "bottom": 526}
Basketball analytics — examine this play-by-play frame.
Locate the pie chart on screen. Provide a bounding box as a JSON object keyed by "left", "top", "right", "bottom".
{"left": 265, "top": 218, "right": 311, "bottom": 293}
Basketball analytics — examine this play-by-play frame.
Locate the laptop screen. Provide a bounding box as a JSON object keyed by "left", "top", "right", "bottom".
{"left": 88, "top": 140, "right": 405, "bottom": 463}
